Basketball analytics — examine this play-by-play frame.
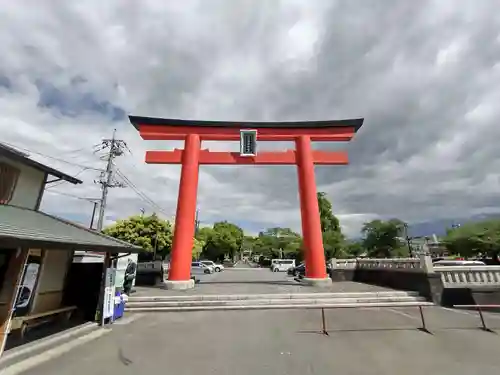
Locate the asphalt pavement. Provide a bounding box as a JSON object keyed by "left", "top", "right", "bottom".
{"left": 20, "top": 268, "right": 500, "bottom": 375}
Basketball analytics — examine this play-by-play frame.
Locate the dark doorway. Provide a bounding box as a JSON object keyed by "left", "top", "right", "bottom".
{"left": 0, "top": 249, "right": 13, "bottom": 294}
{"left": 62, "top": 262, "right": 103, "bottom": 321}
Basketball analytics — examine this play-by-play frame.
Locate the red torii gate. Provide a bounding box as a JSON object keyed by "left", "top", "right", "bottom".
{"left": 129, "top": 116, "right": 364, "bottom": 289}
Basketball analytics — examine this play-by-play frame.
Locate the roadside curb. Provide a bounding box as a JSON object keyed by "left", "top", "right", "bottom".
{"left": 0, "top": 322, "right": 100, "bottom": 368}
{"left": 0, "top": 328, "right": 112, "bottom": 375}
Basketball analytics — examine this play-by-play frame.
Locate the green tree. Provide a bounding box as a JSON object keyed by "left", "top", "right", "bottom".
{"left": 442, "top": 219, "right": 500, "bottom": 260}
{"left": 104, "top": 213, "right": 173, "bottom": 258}
{"left": 318, "top": 192, "right": 341, "bottom": 233}
{"left": 317, "top": 192, "right": 344, "bottom": 259}
{"left": 323, "top": 230, "right": 346, "bottom": 259}
{"left": 253, "top": 227, "right": 302, "bottom": 259}
{"left": 201, "top": 221, "right": 244, "bottom": 261}
{"left": 192, "top": 238, "right": 205, "bottom": 260}
{"left": 195, "top": 226, "right": 214, "bottom": 243}
{"left": 361, "top": 219, "right": 406, "bottom": 258}
{"left": 343, "top": 240, "right": 365, "bottom": 258}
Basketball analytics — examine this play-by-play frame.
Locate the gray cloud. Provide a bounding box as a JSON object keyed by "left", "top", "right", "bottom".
{"left": 1, "top": 0, "right": 500, "bottom": 237}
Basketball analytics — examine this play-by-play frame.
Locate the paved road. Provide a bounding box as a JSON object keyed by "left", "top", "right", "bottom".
{"left": 135, "top": 267, "right": 393, "bottom": 296}
{"left": 22, "top": 269, "right": 500, "bottom": 375}
{"left": 23, "top": 305, "right": 500, "bottom": 375}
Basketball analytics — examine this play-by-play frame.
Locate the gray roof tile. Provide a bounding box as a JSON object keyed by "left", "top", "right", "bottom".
{"left": 0, "top": 205, "right": 143, "bottom": 253}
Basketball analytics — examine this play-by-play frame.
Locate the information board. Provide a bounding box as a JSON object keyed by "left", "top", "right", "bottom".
{"left": 103, "top": 268, "right": 116, "bottom": 320}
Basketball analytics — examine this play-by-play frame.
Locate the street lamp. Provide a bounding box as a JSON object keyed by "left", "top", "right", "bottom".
{"left": 403, "top": 223, "right": 413, "bottom": 257}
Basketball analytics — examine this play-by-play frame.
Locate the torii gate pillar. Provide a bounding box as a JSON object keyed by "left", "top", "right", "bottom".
{"left": 129, "top": 116, "right": 364, "bottom": 289}
{"left": 296, "top": 135, "right": 329, "bottom": 284}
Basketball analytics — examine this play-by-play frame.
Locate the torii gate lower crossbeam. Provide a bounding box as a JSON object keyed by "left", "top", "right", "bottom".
{"left": 129, "top": 116, "right": 364, "bottom": 289}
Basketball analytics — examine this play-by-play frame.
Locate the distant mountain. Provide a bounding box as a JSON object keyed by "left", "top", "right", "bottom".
{"left": 408, "top": 213, "right": 500, "bottom": 238}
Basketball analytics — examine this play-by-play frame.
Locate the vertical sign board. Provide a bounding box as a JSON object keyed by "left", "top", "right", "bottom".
{"left": 13, "top": 249, "right": 42, "bottom": 317}
{"left": 103, "top": 268, "right": 116, "bottom": 320}
{"left": 240, "top": 130, "right": 257, "bottom": 156}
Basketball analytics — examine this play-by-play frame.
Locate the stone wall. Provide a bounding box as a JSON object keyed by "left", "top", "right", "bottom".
{"left": 329, "top": 256, "right": 500, "bottom": 307}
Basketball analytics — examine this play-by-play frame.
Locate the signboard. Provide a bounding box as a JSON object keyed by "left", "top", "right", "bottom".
{"left": 13, "top": 250, "right": 43, "bottom": 317}
{"left": 103, "top": 268, "right": 116, "bottom": 320}
{"left": 115, "top": 253, "right": 138, "bottom": 289}
{"left": 240, "top": 129, "right": 257, "bottom": 156}
{"left": 15, "top": 263, "right": 39, "bottom": 309}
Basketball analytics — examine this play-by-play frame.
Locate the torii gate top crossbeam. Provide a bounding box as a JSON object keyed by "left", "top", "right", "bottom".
{"left": 129, "top": 116, "right": 364, "bottom": 142}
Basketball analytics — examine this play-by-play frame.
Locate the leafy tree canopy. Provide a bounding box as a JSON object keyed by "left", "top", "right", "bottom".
{"left": 443, "top": 219, "right": 500, "bottom": 258}
{"left": 318, "top": 192, "right": 341, "bottom": 233}
{"left": 317, "top": 192, "right": 344, "bottom": 259}
{"left": 361, "top": 219, "right": 407, "bottom": 258}
{"left": 199, "top": 221, "right": 244, "bottom": 262}
{"left": 103, "top": 213, "right": 173, "bottom": 257}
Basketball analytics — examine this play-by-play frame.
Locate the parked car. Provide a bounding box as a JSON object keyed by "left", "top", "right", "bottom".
{"left": 271, "top": 259, "right": 296, "bottom": 272}
{"left": 287, "top": 263, "right": 304, "bottom": 276}
{"left": 191, "top": 261, "right": 213, "bottom": 275}
{"left": 288, "top": 263, "right": 333, "bottom": 277}
{"left": 200, "top": 260, "right": 224, "bottom": 272}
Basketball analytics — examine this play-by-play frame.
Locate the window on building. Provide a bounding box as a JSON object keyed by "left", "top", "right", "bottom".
{"left": 0, "top": 162, "right": 20, "bottom": 204}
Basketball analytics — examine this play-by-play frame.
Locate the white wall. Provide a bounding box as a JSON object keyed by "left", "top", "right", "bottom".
{"left": 31, "top": 249, "right": 72, "bottom": 314}
{"left": 0, "top": 156, "right": 45, "bottom": 209}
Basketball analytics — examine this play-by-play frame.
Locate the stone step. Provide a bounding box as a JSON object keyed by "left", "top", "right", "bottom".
{"left": 125, "top": 301, "right": 434, "bottom": 313}
{"left": 126, "top": 296, "right": 426, "bottom": 309}
{"left": 128, "top": 291, "right": 420, "bottom": 303}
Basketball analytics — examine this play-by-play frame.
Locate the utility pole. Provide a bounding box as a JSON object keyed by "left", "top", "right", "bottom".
{"left": 194, "top": 209, "right": 200, "bottom": 236}
{"left": 89, "top": 201, "right": 99, "bottom": 229}
{"left": 95, "top": 129, "right": 127, "bottom": 231}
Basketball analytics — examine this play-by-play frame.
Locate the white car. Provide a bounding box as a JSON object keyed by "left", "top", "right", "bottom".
{"left": 271, "top": 259, "right": 296, "bottom": 272}
{"left": 191, "top": 261, "right": 214, "bottom": 274}
{"left": 200, "top": 260, "right": 224, "bottom": 272}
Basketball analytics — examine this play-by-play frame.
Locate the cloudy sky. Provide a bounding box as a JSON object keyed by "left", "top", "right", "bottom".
{"left": 1, "top": 0, "right": 500, "bottom": 238}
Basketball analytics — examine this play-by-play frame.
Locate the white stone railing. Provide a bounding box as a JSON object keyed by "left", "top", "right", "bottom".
{"left": 357, "top": 258, "right": 423, "bottom": 270}
{"left": 330, "top": 259, "right": 358, "bottom": 269}
{"left": 330, "top": 257, "right": 425, "bottom": 271}
{"left": 434, "top": 266, "right": 500, "bottom": 288}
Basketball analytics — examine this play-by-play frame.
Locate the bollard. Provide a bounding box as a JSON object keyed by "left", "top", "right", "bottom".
{"left": 418, "top": 305, "right": 430, "bottom": 333}
{"left": 321, "top": 308, "right": 328, "bottom": 336}
{"left": 476, "top": 306, "right": 489, "bottom": 332}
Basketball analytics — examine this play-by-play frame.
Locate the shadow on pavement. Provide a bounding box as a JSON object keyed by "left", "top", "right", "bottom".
{"left": 5, "top": 318, "right": 89, "bottom": 351}
{"left": 200, "top": 280, "right": 300, "bottom": 286}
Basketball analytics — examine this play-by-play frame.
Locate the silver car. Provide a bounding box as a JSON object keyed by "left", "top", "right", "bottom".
{"left": 191, "top": 261, "right": 213, "bottom": 275}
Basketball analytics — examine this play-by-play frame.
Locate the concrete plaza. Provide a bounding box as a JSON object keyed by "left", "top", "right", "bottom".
{"left": 21, "top": 267, "right": 500, "bottom": 375}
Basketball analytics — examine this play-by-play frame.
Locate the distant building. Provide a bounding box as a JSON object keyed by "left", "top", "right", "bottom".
{"left": 409, "top": 234, "right": 448, "bottom": 257}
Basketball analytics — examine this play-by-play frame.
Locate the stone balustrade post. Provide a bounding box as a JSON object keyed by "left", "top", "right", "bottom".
{"left": 330, "top": 258, "right": 337, "bottom": 269}
{"left": 420, "top": 254, "right": 434, "bottom": 274}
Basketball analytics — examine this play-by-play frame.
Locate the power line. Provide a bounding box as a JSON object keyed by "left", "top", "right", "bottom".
{"left": 114, "top": 168, "right": 169, "bottom": 216}
{"left": 1, "top": 141, "right": 104, "bottom": 171}
{"left": 45, "top": 189, "right": 100, "bottom": 202}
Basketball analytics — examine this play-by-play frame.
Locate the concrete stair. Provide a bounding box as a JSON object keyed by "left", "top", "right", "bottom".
{"left": 125, "top": 291, "right": 432, "bottom": 312}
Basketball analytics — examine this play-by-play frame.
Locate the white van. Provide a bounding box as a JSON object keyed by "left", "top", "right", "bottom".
{"left": 271, "top": 259, "right": 296, "bottom": 272}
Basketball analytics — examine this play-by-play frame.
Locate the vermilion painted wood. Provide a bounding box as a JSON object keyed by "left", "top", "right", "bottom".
{"left": 296, "top": 135, "right": 328, "bottom": 279}
{"left": 130, "top": 120, "right": 364, "bottom": 284}
{"left": 168, "top": 134, "right": 201, "bottom": 281}
{"left": 139, "top": 125, "right": 355, "bottom": 142}
{"left": 145, "top": 149, "right": 349, "bottom": 165}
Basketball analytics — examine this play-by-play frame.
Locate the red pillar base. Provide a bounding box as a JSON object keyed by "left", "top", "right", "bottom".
{"left": 300, "top": 277, "right": 332, "bottom": 288}
{"left": 162, "top": 279, "right": 195, "bottom": 290}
